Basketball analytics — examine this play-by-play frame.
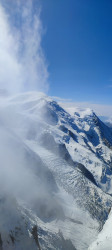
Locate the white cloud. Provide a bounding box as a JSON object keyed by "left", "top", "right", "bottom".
{"left": 51, "top": 96, "right": 72, "bottom": 102}
{"left": 0, "top": 0, "right": 48, "bottom": 94}
{"left": 59, "top": 101, "right": 112, "bottom": 118}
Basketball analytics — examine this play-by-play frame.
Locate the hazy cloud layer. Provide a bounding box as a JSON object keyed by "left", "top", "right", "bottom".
{"left": 0, "top": 0, "right": 48, "bottom": 94}
{"left": 60, "top": 101, "right": 112, "bottom": 117}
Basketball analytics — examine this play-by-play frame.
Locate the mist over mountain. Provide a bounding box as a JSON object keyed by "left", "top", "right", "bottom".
{"left": 0, "top": 92, "right": 111, "bottom": 249}
{"left": 0, "top": 0, "right": 112, "bottom": 249}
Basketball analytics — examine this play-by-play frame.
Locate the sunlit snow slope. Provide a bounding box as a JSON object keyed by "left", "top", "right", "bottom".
{"left": 89, "top": 209, "right": 112, "bottom": 250}
{"left": 0, "top": 92, "right": 112, "bottom": 249}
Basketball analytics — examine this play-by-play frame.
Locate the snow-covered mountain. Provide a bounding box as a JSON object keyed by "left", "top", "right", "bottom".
{"left": 0, "top": 92, "right": 112, "bottom": 249}
{"left": 89, "top": 208, "right": 112, "bottom": 250}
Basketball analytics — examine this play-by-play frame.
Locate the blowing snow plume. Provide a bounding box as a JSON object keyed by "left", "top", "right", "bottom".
{"left": 0, "top": 0, "right": 62, "bottom": 226}
{"left": 0, "top": 0, "right": 53, "bottom": 204}
{"left": 0, "top": 0, "right": 48, "bottom": 94}
{"left": 0, "top": 2, "right": 73, "bottom": 248}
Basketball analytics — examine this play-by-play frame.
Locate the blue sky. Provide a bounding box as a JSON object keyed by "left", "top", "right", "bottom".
{"left": 0, "top": 0, "right": 112, "bottom": 113}
{"left": 40, "top": 0, "right": 112, "bottom": 105}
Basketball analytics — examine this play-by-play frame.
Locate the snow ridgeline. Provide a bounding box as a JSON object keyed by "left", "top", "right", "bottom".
{"left": 0, "top": 91, "right": 112, "bottom": 249}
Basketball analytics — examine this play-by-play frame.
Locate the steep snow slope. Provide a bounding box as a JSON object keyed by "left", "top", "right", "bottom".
{"left": 4, "top": 91, "right": 112, "bottom": 197}
{"left": 0, "top": 196, "right": 39, "bottom": 250}
{"left": 8, "top": 92, "right": 112, "bottom": 193}
{"left": 88, "top": 209, "right": 112, "bottom": 250}
{"left": 60, "top": 105, "right": 112, "bottom": 194}
{"left": 0, "top": 92, "right": 112, "bottom": 249}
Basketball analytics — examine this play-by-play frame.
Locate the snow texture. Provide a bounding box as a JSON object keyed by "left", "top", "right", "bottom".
{"left": 0, "top": 92, "right": 112, "bottom": 249}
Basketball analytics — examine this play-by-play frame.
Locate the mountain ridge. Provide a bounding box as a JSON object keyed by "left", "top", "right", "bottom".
{"left": 0, "top": 92, "right": 112, "bottom": 249}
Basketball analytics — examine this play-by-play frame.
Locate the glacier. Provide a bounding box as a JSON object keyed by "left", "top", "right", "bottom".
{"left": 0, "top": 92, "right": 112, "bottom": 249}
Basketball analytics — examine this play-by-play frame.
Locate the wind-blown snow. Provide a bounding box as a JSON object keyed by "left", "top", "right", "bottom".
{"left": 0, "top": 92, "right": 112, "bottom": 249}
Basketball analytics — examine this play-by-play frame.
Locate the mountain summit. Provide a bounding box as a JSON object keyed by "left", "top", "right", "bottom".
{"left": 0, "top": 92, "right": 112, "bottom": 249}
